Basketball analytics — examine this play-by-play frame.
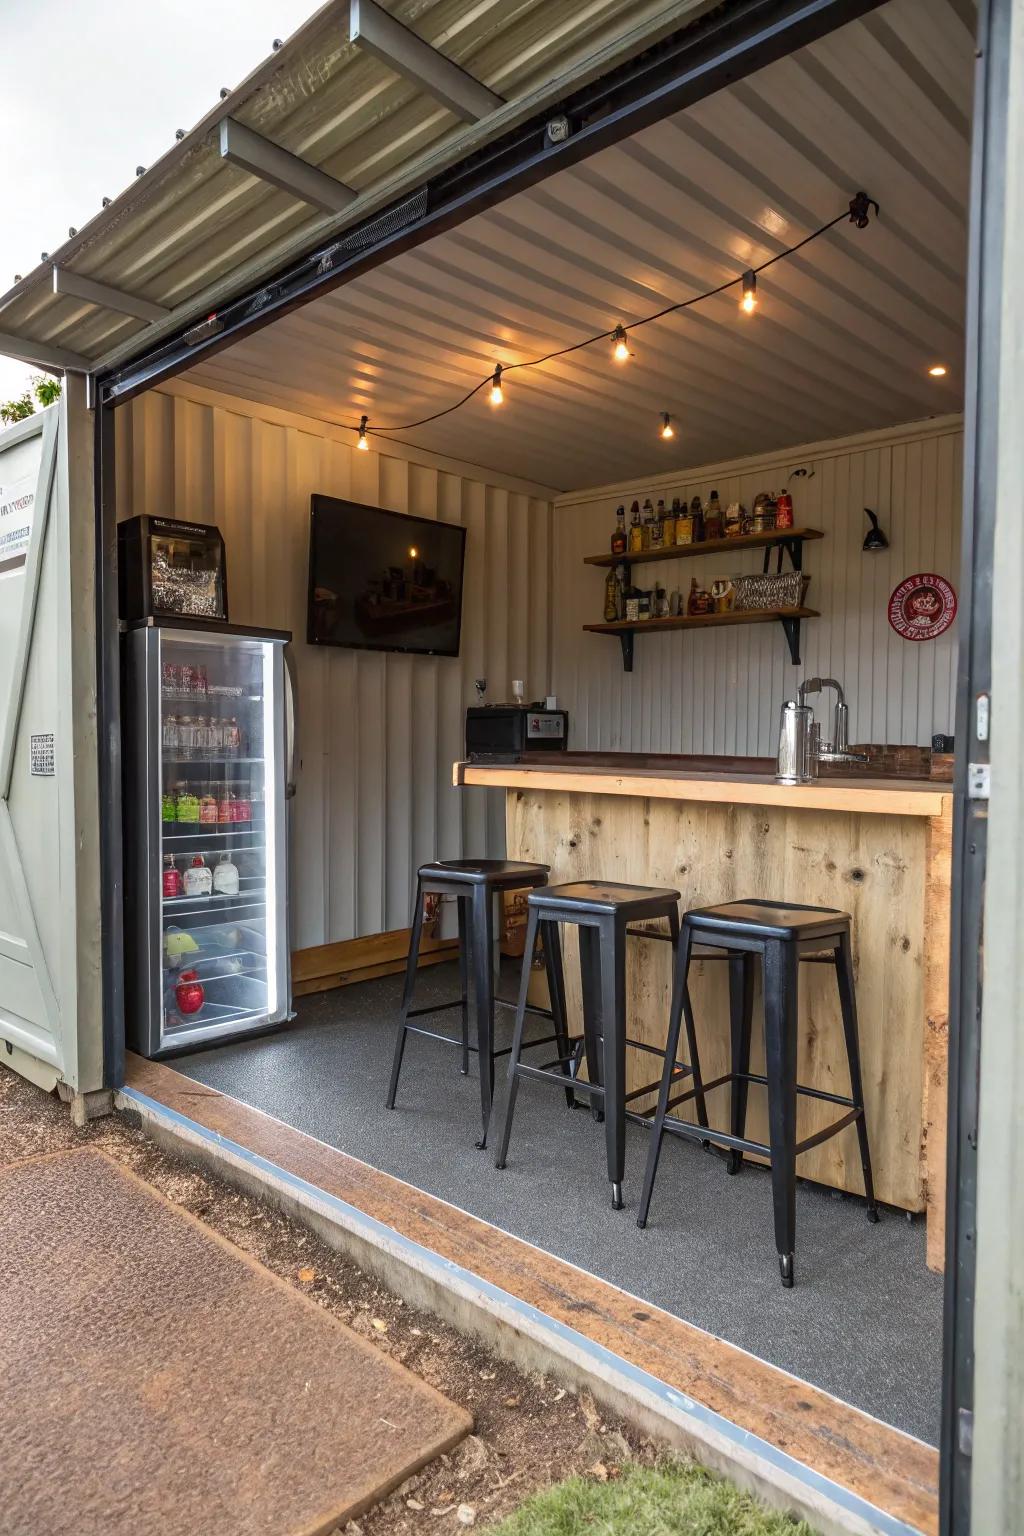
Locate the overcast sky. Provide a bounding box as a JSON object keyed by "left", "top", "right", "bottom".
{"left": 0, "top": 0, "right": 317, "bottom": 399}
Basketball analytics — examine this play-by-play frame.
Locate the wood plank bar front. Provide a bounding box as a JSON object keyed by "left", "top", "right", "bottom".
{"left": 455, "top": 761, "right": 952, "bottom": 1270}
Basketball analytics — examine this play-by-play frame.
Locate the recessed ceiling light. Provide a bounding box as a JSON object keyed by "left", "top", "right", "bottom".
{"left": 928, "top": 364, "right": 948, "bottom": 377}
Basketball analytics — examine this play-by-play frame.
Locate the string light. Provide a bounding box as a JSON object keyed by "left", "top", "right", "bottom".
{"left": 357, "top": 414, "right": 369, "bottom": 450}
{"left": 740, "top": 270, "right": 758, "bottom": 315}
{"left": 660, "top": 413, "right": 674, "bottom": 440}
{"left": 928, "top": 364, "right": 947, "bottom": 377}
{"left": 350, "top": 191, "right": 878, "bottom": 441}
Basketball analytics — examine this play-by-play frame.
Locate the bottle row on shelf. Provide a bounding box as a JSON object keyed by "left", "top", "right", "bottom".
{"left": 162, "top": 782, "right": 260, "bottom": 825}
{"left": 162, "top": 714, "right": 249, "bottom": 758}
{"left": 610, "top": 488, "right": 795, "bottom": 554}
{"left": 163, "top": 851, "right": 249, "bottom": 899}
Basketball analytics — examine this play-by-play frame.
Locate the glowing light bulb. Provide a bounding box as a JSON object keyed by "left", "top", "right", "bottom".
{"left": 660, "top": 413, "right": 674, "bottom": 440}
{"left": 928, "top": 364, "right": 947, "bottom": 377}
{"left": 740, "top": 269, "right": 758, "bottom": 315}
{"left": 489, "top": 364, "right": 504, "bottom": 406}
{"left": 409, "top": 547, "right": 419, "bottom": 558}
{"left": 357, "top": 415, "right": 369, "bottom": 450}
{"left": 612, "top": 324, "right": 630, "bottom": 362}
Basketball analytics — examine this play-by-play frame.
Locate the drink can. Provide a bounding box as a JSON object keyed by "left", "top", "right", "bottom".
{"left": 775, "top": 491, "right": 794, "bottom": 529}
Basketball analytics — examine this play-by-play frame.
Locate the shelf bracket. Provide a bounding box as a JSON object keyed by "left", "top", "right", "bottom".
{"left": 619, "top": 632, "right": 635, "bottom": 672}
{"left": 779, "top": 615, "right": 802, "bottom": 665}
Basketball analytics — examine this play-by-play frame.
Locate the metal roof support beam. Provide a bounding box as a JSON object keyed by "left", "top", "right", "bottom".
{"left": 349, "top": 0, "right": 502, "bottom": 123}
{"left": 0, "top": 331, "right": 90, "bottom": 375}
{"left": 52, "top": 266, "right": 170, "bottom": 324}
{"left": 219, "top": 118, "right": 356, "bottom": 215}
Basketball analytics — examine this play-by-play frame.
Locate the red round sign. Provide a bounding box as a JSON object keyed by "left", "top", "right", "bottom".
{"left": 888, "top": 573, "right": 957, "bottom": 641}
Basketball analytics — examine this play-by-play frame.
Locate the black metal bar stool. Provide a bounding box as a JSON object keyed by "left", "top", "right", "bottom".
{"left": 494, "top": 881, "right": 708, "bottom": 1210}
{"left": 638, "top": 899, "right": 878, "bottom": 1287}
{"left": 387, "top": 859, "right": 565, "bottom": 1147}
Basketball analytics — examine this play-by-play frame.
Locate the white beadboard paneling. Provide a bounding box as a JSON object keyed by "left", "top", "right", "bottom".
{"left": 552, "top": 418, "right": 962, "bottom": 755}
{"left": 116, "top": 386, "right": 555, "bottom": 950}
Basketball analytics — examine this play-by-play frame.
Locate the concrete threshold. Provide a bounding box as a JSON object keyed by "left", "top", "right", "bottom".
{"left": 116, "top": 1062, "right": 936, "bottom": 1536}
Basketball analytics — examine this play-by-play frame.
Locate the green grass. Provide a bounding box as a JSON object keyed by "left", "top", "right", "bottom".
{"left": 484, "top": 1460, "right": 817, "bottom": 1536}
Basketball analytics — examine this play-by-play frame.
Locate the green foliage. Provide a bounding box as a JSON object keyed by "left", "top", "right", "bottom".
{"left": 0, "top": 374, "right": 63, "bottom": 426}
{"left": 484, "top": 1461, "right": 817, "bottom": 1536}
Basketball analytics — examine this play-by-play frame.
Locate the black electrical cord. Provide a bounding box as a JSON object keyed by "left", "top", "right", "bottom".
{"left": 357, "top": 192, "right": 877, "bottom": 438}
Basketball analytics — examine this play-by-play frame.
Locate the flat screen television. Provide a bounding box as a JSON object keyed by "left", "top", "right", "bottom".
{"left": 307, "top": 495, "right": 467, "bottom": 656}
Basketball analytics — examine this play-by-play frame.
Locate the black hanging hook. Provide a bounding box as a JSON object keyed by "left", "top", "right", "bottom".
{"left": 849, "top": 191, "right": 880, "bottom": 228}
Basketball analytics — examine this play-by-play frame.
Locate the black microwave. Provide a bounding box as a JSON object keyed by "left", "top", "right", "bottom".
{"left": 465, "top": 705, "right": 568, "bottom": 757}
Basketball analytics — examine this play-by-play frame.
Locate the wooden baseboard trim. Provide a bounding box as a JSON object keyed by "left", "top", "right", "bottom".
{"left": 120, "top": 1055, "right": 937, "bottom": 1536}
{"left": 292, "top": 928, "right": 458, "bottom": 999}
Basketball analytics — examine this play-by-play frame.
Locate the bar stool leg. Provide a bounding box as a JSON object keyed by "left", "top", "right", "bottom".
{"left": 834, "top": 928, "right": 879, "bottom": 1222}
{"left": 542, "top": 920, "right": 575, "bottom": 1109}
{"left": 471, "top": 882, "right": 496, "bottom": 1149}
{"left": 727, "top": 952, "right": 755, "bottom": 1173}
{"left": 675, "top": 920, "right": 709, "bottom": 1134}
{"left": 763, "top": 939, "right": 800, "bottom": 1287}
{"left": 637, "top": 922, "right": 693, "bottom": 1229}
{"left": 457, "top": 896, "right": 471, "bottom": 1076}
{"left": 578, "top": 925, "right": 605, "bottom": 1124}
{"left": 493, "top": 905, "right": 540, "bottom": 1169}
{"left": 600, "top": 915, "right": 628, "bottom": 1210}
{"left": 386, "top": 878, "right": 425, "bottom": 1110}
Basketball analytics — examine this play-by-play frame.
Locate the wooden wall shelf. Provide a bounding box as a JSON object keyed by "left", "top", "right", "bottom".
{"left": 583, "top": 606, "right": 819, "bottom": 672}
{"left": 583, "top": 527, "right": 823, "bottom": 569}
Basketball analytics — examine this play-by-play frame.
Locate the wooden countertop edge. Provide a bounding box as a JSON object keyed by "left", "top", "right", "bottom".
{"left": 454, "top": 762, "right": 952, "bottom": 818}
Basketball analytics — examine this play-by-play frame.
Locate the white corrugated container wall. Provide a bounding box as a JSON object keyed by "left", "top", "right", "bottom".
{"left": 552, "top": 416, "right": 962, "bottom": 755}
{"left": 114, "top": 385, "right": 555, "bottom": 950}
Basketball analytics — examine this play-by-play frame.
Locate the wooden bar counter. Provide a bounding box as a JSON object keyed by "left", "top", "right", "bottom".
{"left": 454, "top": 753, "right": 952, "bottom": 1269}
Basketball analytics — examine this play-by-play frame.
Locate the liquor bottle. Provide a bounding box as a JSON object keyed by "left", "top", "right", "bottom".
{"left": 702, "top": 491, "right": 723, "bottom": 541}
{"left": 611, "top": 505, "right": 627, "bottom": 555}
{"left": 658, "top": 498, "right": 674, "bottom": 547}
{"left": 615, "top": 562, "right": 627, "bottom": 620}
{"left": 604, "top": 567, "right": 620, "bottom": 622}
{"left": 628, "top": 500, "right": 643, "bottom": 554}
{"left": 649, "top": 497, "right": 664, "bottom": 549}
{"left": 641, "top": 498, "right": 656, "bottom": 549}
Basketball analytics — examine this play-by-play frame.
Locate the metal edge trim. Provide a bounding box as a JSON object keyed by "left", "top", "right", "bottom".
{"left": 117, "top": 1082, "right": 928, "bottom": 1536}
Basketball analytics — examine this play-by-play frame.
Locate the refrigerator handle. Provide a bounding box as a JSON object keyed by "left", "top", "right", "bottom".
{"left": 283, "top": 643, "right": 298, "bottom": 799}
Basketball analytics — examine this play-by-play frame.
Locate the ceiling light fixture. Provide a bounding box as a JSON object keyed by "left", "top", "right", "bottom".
{"left": 489, "top": 365, "right": 504, "bottom": 405}
{"left": 928, "top": 364, "right": 948, "bottom": 377}
{"left": 660, "top": 413, "right": 674, "bottom": 440}
{"left": 612, "top": 324, "right": 630, "bottom": 362}
{"left": 357, "top": 415, "right": 369, "bottom": 449}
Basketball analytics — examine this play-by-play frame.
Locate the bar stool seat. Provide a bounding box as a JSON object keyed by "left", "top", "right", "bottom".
{"left": 387, "top": 857, "right": 560, "bottom": 1147}
{"left": 638, "top": 897, "right": 878, "bottom": 1288}
{"left": 417, "top": 859, "right": 551, "bottom": 887}
{"left": 494, "top": 881, "right": 708, "bottom": 1210}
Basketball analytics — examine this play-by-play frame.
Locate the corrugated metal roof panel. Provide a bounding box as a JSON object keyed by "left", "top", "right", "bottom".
{"left": 180, "top": 0, "right": 974, "bottom": 490}
{"left": 0, "top": 0, "right": 711, "bottom": 370}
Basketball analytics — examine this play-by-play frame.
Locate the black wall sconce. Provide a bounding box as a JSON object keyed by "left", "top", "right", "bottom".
{"left": 863, "top": 507, "right": 889, "bottom": 551}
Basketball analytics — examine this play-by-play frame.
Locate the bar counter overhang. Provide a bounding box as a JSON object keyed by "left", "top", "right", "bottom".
{"left": 454, "top": 752, "right": 952, "bottom": 1271}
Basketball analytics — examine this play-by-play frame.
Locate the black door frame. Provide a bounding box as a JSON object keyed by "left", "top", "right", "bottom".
{"left": 90, "top": 3, "right": 995, "bottom": 1530}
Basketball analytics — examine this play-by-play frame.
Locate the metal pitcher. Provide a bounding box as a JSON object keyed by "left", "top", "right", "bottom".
{"left": 776, "top": 700, "right": 816, "bottom": 784}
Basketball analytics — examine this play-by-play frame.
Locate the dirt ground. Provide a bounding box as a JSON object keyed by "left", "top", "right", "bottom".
{"left": 0, "top": 1063, "right": 659, "bottom": 1533}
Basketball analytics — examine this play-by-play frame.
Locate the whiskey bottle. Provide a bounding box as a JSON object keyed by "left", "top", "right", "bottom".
{"left": 628, "top": 500, "right": 643, "bottom": 553}
{"left": 641, "top": 498, "right": 656, "bottom": 550}
{"left": 611, "top": 505, "right": 627, "bottom": 555}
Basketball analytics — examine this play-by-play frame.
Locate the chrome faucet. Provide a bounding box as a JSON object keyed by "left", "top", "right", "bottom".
{"left": 797, "top": 677, "right": 866, "bottom": 765}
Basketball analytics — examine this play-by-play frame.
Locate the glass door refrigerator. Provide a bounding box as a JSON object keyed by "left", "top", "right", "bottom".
{"left": 123, "top": 618, "right": 293, "bottom": 1057}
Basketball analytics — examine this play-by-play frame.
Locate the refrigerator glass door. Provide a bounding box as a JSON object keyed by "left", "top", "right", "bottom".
{"left": 157, "top": 629, "right": 287, "bottom": 1049}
